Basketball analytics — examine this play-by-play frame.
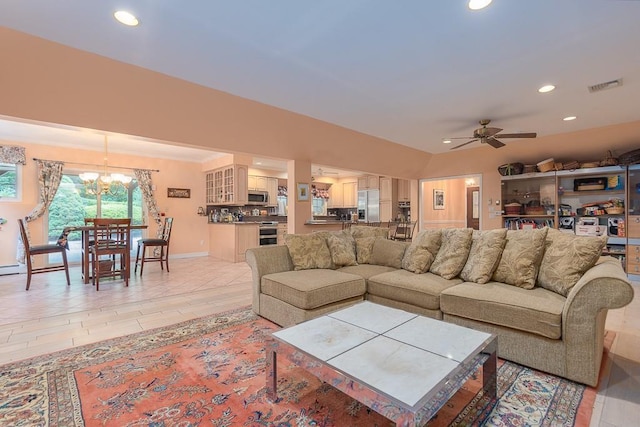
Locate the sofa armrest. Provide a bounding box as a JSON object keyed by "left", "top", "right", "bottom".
{"left": 561, "top": 256, "right": 634, "bottom": 384}
{"left": 245, "top": 245, "right": 294, "bottom": 315}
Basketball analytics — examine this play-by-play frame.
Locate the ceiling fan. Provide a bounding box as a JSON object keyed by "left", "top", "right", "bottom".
{"left": 314, "top": 167, "right": 338, "bottom": 177}
{"left": 448, "top": 119, "right": 537, "bottom": 150}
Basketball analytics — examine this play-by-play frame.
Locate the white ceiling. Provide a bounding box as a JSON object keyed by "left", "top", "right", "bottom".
{"left": 1, "top": 1, "right": 639, "bottom": 168}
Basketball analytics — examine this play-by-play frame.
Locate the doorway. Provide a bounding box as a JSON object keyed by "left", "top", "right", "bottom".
{"left": 419, "top": 174, "right": 482, "bottom": 230}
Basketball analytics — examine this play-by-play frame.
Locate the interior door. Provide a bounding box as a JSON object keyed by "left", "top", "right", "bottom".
{"left": 466, "top": 186, "right": 480, "bottom": 230}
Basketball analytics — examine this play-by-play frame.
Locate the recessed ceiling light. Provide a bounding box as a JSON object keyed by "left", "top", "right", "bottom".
{"left": 442, "top": 139, "right": 452, "bottom": 144}
{"left": 468, "top": 0, "right": 492, "bottom": 10}
{"left": 114, "top": 10, "right": 139, "bottom": 26}
{"left": 538, "top": 84, "right": 556, "bottom": 93}
{"left": 563, "top": 116, "right": 577, "bottom": 121}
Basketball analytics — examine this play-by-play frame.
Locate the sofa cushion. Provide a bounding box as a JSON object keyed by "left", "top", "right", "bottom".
{"left": 368, "top": 270, "right": 462, "bottom": 311}
{"left": 355, "top": 236, "right": 376, "bottom": 264}
{"left": 370, "top": 237, "right": 408, "bottom": 269}
{"left": 460, "top": 229, "right": 507, "bottom": 284}
{"left": 537, "top": 228, "right": 608, "bottom": 296}
{"left": 261, "top": 269, "right": 366, "bottom": 310}
{"left": 350, "top": 225, "right": 390, "bottom": 239}
{"left": 402, "top": 229, "right": 442, "bottom": 273}
{"left": 492, "top": 228, "right": 548, "bottom": 289}
{"left": 326, "top": 232, "right": 358, "bottom": 267}
{"left": 429, "top": 228, "right": 473, "bottom": 279}
{"left": 338, "top": 264, "right": 397, "bottom": 279}
{"left": 284, "top": 233, "right": 333, "bottom": 270}
{"left": 440, "top": 281, "right": 566, "bottom": 339}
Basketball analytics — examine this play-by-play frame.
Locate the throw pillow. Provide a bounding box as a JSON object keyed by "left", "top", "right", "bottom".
{"left": 460, "top": 228, "right": 507, "bottom": 284}
{"left": 350, "top": 225, "right": 390, "bottom": 239}
{"left": 370, "top": 237, "right": 408, "bottom": 269}
{"left": 429, "top": 228, "right": 473, "bottom": 279}
{"left": 284, "top": 233, "right": 333, "bottom": 271}
{"left": 537, "top": 228, "right": 608, "bottom": 296}
{"left": 492, "top": 228, "right": 548, "bottom": 289}
{"left": 401, "top": 229, "right": 442, "bottom": 273}
{"left": 355, "top": 237, "right": 376, "bottom": 264}
{"left": 326, "top": 232, "right": 358, "bottom": 267}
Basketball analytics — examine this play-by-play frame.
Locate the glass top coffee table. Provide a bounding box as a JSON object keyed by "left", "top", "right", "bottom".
{"left": 266, "top": 301, "right": 497, "bottom": 426}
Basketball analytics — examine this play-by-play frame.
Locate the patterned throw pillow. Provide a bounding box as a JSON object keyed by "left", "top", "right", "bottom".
{"left": 492, "top": 228, "right": 548, "bottom": 289}
{"left": 460, "top": 229, "right": 507, "bottom": 284}
{"left": 402, "top": 229, "right": 442, "bottom": 273}
{"left": 537, "top": 228, "right": 608, "bottom": 296}
{"left": 326, "top": 232, "right": 358, "bottom": 267}
{"left": 355, "top": 237, "right": 377, "bottom": 264}
{"left": 429, "top": 228, "right": 474, "bottom": 279}
{"left": 369, "top": 237, "right": 408, "bottom": 269}
{"left": 284, "top": 233, "right": 333, "bottom": 270}
{"left": 350, "top": 225, "right": 390, "bottom": 239}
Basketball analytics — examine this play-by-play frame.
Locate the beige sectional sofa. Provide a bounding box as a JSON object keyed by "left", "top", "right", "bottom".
{"left": 246, "top": 226, "right": 634, "bottom": 386}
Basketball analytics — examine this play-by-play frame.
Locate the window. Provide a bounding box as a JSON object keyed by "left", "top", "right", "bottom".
{"left": 0, "top": 162, "right": 21, "bottom": 201}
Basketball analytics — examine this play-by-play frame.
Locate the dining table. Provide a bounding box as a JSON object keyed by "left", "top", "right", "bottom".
{"left": 58, "top": 223, "right": 148, "bottom": 284}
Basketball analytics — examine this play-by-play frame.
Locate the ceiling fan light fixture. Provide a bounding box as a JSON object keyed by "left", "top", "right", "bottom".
{"left": 114, "top": 10, "right": 139, "bottom": 26}
{"left": 538, "top": 84, "right": 556, "bottom": 93}
{"left": 442, "top": 139, "right": 452, "bottom": 144}
{"left": 468, "top": 0, "right": 492, "bottom": 10}
{"left": 563, "top": 116, "right": 577, "bottom": 121}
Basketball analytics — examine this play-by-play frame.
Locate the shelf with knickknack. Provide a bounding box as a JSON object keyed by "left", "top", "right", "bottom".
{"left": 500, "top": 171, "right": 557, "bottom": 230}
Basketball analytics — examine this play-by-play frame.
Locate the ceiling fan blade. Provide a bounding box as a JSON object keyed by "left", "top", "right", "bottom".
{"left": 450, "top": 139, "right": 478, "bottom": 150}
{"left": 447, "top": 136, "right": 475, "bottom": 140}
{"left": 485, "top": 137, "right": 506, "bottom": 149}
{"left": 482, "top": 127, "right": 503, "bottom": 137}
{"left": 496, "top": 132, "right": 537, "bottom": 139}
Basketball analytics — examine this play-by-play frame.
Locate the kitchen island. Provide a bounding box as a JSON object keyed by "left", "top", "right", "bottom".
{"left": 209, "top": 222, "right": 260, "bottom": 263}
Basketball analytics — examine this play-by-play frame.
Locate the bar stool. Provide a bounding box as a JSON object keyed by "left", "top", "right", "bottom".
{"left": 135, "top": 217, "right": 173, "bottom": 275}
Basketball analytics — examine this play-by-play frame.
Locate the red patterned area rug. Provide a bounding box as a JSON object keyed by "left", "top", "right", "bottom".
{"left": 0, "top": 307, "right": 612, "bottom": 426}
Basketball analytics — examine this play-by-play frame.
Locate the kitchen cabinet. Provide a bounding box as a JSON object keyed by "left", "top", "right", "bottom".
{"left": 358, "top": 175, "right": 379, "bottom": 191}
{"left": 277, "top": 223, "right": 287, "bottom": 245}
{"left": 266, "top": 177, "right": 278, "bottom": 207}
{"left": 397, "top": 179, "right": 410, "bottom": 202}
{"left": 209, "top": 223, "right": 259, "bottom": 262}
{"left": 380, "top": 200, "right": 393, "bottom": 223}
{"left": 343, "top": 182, "right": 358, "bottom": 208}
{"left": 206, "top": 164, "right": 248, "bottom": 205}
{"left": 379, "top": 177, "right": 398, "bottom": 222}
{"left": 327, "top": 182, "right": 343, "bottom": 208}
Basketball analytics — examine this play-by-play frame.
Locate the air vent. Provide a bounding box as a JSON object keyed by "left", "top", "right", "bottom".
{"left": 588, "top": 78, "right": 623, "bottom": 93}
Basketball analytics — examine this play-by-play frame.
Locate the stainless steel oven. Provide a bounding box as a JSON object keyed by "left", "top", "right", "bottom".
{"left": 259, "top": 221, "right": 278, "bottom": 246}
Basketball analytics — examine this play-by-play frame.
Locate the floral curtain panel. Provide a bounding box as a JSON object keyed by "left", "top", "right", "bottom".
{"left": 134, "top": 169, "right": 162, "bottom": 236}
{"left": 16, "top": 160, "right": 64, "bottom": 264}
{"left": 0, "top": 145, "right": 26, "bottom": 165}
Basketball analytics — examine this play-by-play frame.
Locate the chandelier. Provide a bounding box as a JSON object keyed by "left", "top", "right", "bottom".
{"left": 78, "top": 135, "right": 132, "bottom": 196}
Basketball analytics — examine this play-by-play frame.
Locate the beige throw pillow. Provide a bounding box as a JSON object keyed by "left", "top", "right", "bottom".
{"left": 369, "top": 237, "right": 408, "bottom": 269}
{"left": 326, "top": 232, "right": 358, "bottom": 267}
{"left": 355, "top": 237, "right": 376, "bottom": 264}
{"left": 492, "top": 228, "right": 548, "bottom": 289}
{"left": 350, "top": 225, "right": 390, "bottom": 239}
{"left": 284, "top": 233, "right": 333, "bottom": 270}
{"left": 460, "top": 229, "right": 507, "bottom": 284}
{"left": 537, "top": 228, "right": 607, "bottom": 296}
{"left": 402, "top": 229, "right": 442, "bottom": 273}
{"left": 429, "top": 228, "right": 473, "bottom": 279}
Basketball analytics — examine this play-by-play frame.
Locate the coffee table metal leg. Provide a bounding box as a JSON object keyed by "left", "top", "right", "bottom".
{"left": 265, "top": 338, "right": 278, "bottom": 401}
{"left": 482, "top": 347, "right": 498, "bottom": 401}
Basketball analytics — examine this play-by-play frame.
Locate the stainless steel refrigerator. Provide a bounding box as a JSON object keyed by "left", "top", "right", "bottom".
{"left": 357, "top": 190, "right": 380, "bottom": 222}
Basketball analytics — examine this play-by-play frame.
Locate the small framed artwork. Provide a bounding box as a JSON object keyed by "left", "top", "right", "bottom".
{"left": 433, "top": 189, "right": 445, "bottom": 210}
{"left": 167, "top": 188, "right": 191, "bottom": 198}
{"left": 297, "top": 182, "right": 310, "bottom": 201}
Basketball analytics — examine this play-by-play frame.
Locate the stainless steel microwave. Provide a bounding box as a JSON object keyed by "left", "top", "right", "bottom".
{"left": 247, "top": 190, "right": 268, "bottom": 205}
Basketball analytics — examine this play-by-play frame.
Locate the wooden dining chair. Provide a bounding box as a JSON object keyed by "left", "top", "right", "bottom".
{"left": 392, "top": 221, "right": 417, "bottom": 241}
{"left": 135, "top": 217, "right": 173, "bottom": 275}
{"left": 18, "top": 219, "right": 70, "bottom": 290}
{"left": 91, "top": 218, "right": 131, "bottom": 290}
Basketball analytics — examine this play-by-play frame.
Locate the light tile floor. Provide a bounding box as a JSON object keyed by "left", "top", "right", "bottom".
{"left": 0, "top": 257, "right": 637, "bottom": 426}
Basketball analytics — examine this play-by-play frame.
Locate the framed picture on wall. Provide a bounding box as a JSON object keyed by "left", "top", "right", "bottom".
{"left": 297, "top": 182, "right": 310, "bottom": 201}
{"left": 167, "top": 188, "right": 191, "bottom": 198}
{"left": 433, "top": 189, "right": 445, "bottom": 210}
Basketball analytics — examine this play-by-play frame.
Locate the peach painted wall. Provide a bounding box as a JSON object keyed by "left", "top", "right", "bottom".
{"left": 421, "top": 178, "right": 467, "bottom": 229}
{"left": 420, "top": 121, "right": 640, "bottom": 230}
{"left": 0, "top": 28, "right": 432, "bottom": 181}
{"left": 0, "top": 140, "right": 207, "bottom": 267}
